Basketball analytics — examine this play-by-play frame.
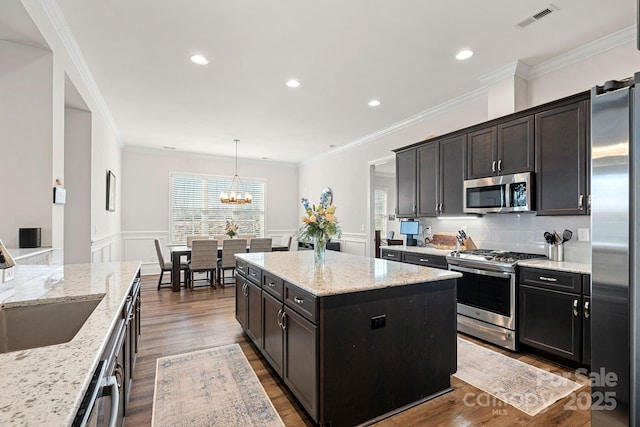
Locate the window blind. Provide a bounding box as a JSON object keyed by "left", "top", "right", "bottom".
{"left": 374, "top": 188, "right": 388, "bottom": 235}
{"left": 170, "top": 172, "right": 265, "bottom": 244}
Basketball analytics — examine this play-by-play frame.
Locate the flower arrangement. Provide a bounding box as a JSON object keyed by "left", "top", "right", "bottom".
{"left": 225, "top": 220, "right": 239, "bottom": 238}
{"left": 296, "top": 196, "right": 341, "bottom": 262}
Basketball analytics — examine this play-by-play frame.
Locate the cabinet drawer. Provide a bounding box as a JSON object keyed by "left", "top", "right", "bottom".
{"left": 285, "top": 283, "right": 317, "bottom": 323}
{"left": 519, "top": 267, "right": 581, "bottom": 293}
{"left": 263, "top": 271, "right": 284, "bottom": 300}
{"left": 247, "top": 265, "right": 262, "bottom": 285}
{"left": 380, "top": 249, "right": 402, "bottom": 262}
{"left": 402, "top": 252, "right": 447, "bottom": 269}
{"left": 236, "top": 260, "right": 248, "bottom": 277}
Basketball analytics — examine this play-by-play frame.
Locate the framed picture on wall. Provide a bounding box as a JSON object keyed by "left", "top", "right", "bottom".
{"left": 106, "top": 170, "right": 116, "bottom": 211}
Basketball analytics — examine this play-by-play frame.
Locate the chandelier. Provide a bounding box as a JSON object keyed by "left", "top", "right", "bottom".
{"left": 220, "top": 139, "right": 252, "bottom": 204}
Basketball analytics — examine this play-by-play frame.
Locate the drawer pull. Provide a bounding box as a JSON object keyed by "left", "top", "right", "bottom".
{"left": 294, "top": 297, "right": 304, "bottom": 305}
{"left": 539, "top": 276, "right": 558, "bottom": 282}
{"left": 419, "top": 258, "right": 429, "bottom": 263}
{"left": 268, "top": 282, "right": 276, "bottom": 288}
{"left": 387, "top": 254, "right": 395, "bottom": 258}
{"left": 573, "top": 299, "right": 579, "bottom": 317}
{"left": 251, "top": 272, "right": 257, "bottom": 277}
{"left": 281, "top": 312, "right": 287, "bottom": 330}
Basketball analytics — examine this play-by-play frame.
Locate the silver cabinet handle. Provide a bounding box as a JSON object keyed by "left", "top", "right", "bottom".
{"left": 419, "top": 258, "right": 429, "bottom": 263}
{"left": 439, "top": 203, "right": 444, "bottom": 214}
{"left": 281, "top": 312, "right": 287, "bottom": 330}
{"left": 435, "top": 203, "right": 438, "bottom": 214}
{"left": 251, "top": 272, "right": 257, "bottom": 277}
{"left": 243, "top": 283, "right": 249, "bottom": 297}
{"left": 277, "top": 309, "right": 283, "bottom": 327}
{"left": 387, "top": 253, "right": 395, "bottom": 258}
{"left": 268, "top": 282, "right": 276, "bottom": 288}
{"left": 578, "top": 194, "right": 584, "bottom": 210}
{"left": 492, "top": 160, "right": 496, "bottom": 173}
{"left": 584, "top": 300, "right": 590, "bottom": 319}
{"left": 573, "top": 299, "right": 579, "bottom": 317}
{"left": 294, "top": 297, "right": 304, "bottom": 305}
{"left": 498, "top": 159, "right": 502, "bottom": 172}
{"left": 539, "top": 276, "right": 558, "bottom": 282}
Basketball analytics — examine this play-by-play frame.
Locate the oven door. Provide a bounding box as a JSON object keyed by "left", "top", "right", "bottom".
{"left": 449, "top": 264, "right": 516, "bottom": 330}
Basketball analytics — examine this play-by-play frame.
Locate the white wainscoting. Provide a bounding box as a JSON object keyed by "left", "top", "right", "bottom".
{"left": 91, "top": 233, "right": 122, "bottom": 264}
{"left": 332, "top": 232, "right": 369, "bottom": 257}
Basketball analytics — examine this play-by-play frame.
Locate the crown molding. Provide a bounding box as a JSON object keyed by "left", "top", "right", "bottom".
{"left": 479, "top": 60, "right": 532, "bottom": 85}
{"left": 40, "top": 0, "right": 123, "bottom": 147}
{"left": 527, "top": 25, "right": 636, "bottom": 80}
{"left": 300, "top": 87, "right": 487, "bottom": 166}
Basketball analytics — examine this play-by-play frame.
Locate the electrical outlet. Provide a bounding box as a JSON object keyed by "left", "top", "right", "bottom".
{"left": 424, "top": 225, "right": 432, "bottom": 234}
{"left": 578, "top": 228, "right": 590, "bottom": 242}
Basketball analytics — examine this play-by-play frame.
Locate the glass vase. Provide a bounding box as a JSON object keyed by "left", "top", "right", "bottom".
{"left": 313, "top": 234, "right": 327, "bottom": 264}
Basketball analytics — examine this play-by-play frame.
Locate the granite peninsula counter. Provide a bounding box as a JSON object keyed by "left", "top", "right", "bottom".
{"left": 0, "top": 255, "right": 142, "bottom": 426}
{"left": 235, "top": 250, "right": 461, "bottom": 427}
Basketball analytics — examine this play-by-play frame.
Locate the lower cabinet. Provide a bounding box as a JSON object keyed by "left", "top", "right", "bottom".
{"left": 519, "top": 267, "right": 590, "bottom": 365}
{"left": 235, "top": 271, "right": 263, "bottom": 347}
{"left": 379, "top": 248, "right": 448, "bottom": 270}
{"left": 262, "top": 291, "right": 284, "bottom": 375}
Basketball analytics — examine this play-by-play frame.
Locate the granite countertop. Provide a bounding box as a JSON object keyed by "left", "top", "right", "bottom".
{"left": 236, "top": 251, "right": 461, "bottom": 296}
{"left": 0, "top": 255, "right": 141, "bottom": 426}
{"left": 4, "top": 247, "right": 54, "bottom": 261}
{"left": 517, "top": 259, "right": 591, "bottom": 274}
{"left": 381, "top": 245, "right": 453, "bottom": 256}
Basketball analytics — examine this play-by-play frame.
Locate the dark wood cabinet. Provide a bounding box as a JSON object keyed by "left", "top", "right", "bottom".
{"left": 416, "top": 134, "right": 465, "bottom": 216}
{"left": 396, "top": 148, "right": 417, "bottom": 217}
{"left": 246, "top": 280, "right": 262, "bottom": 346}
{"left": 466, "top": 116, "right": 534, "bottom": 179}
{"left": 283, "top": 305, "right": 318, "bottom": 420}
{"left": 380, "top": 248, "right": 402, "bottom": 262}
{"left": 235, "top": 273, "right": 248, "bottom": 330}
{"left": 262, "top": 291, "right": 284, "bottom": 375}
{"left": 519, "top": 268, "right": 590, "bottom": 365}
{"left": 535, "top": 100, "right": 589, "bottom": 215}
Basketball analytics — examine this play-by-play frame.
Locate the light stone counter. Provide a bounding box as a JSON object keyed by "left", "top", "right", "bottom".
{"left": 517, "top": 259, "right": 591, "bottom": 274}
{"left": 381, "top": 245, "right": 453, "bottom": 256}
{"left": 236, "top": 250, "right": 460, "bottom": 296}
{"left": 0, "top": 256, "right": 142, "bottom": 426}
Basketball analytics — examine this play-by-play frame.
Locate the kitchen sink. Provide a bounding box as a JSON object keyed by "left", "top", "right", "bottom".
{"left": 0, "top": 297, "right": 103, "bottom": 354}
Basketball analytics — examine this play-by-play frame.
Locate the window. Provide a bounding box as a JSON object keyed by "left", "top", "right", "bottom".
{"left": 170, "top": 172, "right": 265, "bottom": 243}
{"left": 374, "top": 188, "right": 388, "bottom": 236}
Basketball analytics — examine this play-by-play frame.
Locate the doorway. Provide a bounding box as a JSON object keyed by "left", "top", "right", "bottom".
{"left": 367, "top": 156, "right": 397, "bottom": 257}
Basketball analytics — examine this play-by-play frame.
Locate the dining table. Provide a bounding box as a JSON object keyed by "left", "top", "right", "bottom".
{"left": 169, "top": 243, "right": 288, "bottom": 291}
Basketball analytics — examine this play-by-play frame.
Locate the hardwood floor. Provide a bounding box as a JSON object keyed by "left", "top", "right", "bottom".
{"left": 126, "top": 275, "right": 591, "bottom": 426}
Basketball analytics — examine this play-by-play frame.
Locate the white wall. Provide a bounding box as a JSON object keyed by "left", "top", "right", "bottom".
{"left": 299, "top": 39, "right": 640, "bottom": 259}
{"left": 121, "top": 148, "right": 299, "bottom": 274}
{"left": 373, "top": 175, "right": 399, "bottom": 238}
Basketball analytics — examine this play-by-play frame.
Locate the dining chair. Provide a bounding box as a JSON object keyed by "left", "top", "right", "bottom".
{"left": 212, "top": 235, "right": 226, "bottom": 241}
{"left": 285, "top": 235, "right": 293, "bottom": 251}
{"left": 249, "top": 237, "right": 272, "bottom": 253}
{"left": 155, "top": 239, "right": 189, "bottom": 290}
{"left": 186, "top": 235, "right": 209, "bottom": 247}
{"left": 217, "top": 239, "right": 247, "bottom": 286}
{"left": 188, "top": 239, "right": 218, "bottom": 289}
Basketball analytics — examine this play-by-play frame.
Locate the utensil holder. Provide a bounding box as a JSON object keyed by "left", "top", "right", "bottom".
{"left": 547, "top": 244, "right": 564, "bottom": 262}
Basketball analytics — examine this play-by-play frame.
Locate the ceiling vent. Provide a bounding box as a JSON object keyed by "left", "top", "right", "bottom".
{"left": 515, "top": 5, "right": 558, "bottom": 29}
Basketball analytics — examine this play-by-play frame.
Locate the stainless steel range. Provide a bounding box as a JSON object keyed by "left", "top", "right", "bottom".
{"left": 446, "top": 249, "right": 546, "bottom": 351}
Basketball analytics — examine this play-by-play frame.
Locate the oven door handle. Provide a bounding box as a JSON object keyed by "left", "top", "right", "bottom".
{"left": 449, "top": 264, "right": 513, "bottom": 278}
{"left": 101, "top": 375, "right": 120, "bottom": 427}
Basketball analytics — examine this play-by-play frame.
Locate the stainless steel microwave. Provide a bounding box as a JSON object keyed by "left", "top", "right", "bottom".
{"left": 463, "top": 172, "right": 533, "bottom": 214}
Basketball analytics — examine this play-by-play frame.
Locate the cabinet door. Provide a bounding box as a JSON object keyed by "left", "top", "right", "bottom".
{"left": 583, "top": 296, "right": 591, "bottom": 365}
{"left": 466, "top": 126, "right": 496, "bottom": 179}
{"left": 235, "top": 274, "right": 248, "bottom": 330}
{"left": 417, "top": 143, "right": 439, "bottom": 216}
{"left": 497, "top": 115, "right": 534, "bottom": 175}
{"left": 535, "top": 100, "right": 589, "bottom": 215}
{"left": 246, "top": 280, "right": 262, "bottom": 346}
{"left": 262, "top": 292, "right": 284, "bottom": 376}
{"left": 283, "top": 306, "right": 318, "bottom": 421}
{"left": 396, "top": 149, "right": 417, "bottom": 217}
{"left": 519, "top": 285, "right": 582, "bottom": 362}
{"left": 440, "top": 134, "right": 466, "bottom": 215}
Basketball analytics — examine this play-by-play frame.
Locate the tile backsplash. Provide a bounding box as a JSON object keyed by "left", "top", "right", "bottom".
{"left": 419, "top": 213, "right": 591, "bottom": 264}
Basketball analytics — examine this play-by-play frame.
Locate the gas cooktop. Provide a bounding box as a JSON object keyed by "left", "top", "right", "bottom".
{"left": 446, "top": 249, "right": 547, "bottom": 272}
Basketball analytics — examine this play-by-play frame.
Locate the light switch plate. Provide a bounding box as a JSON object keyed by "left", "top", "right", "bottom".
{"left": 424, "top": 225, "right": 432, "bottom": 234}
{"left": 578, "top": 228, "right": 590, "bottom": 242}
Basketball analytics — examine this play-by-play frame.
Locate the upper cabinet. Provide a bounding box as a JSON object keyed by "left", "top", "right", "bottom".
{"left": 466, "top": 116, "right": 534, "bottom": 179}
{"left": 396, "top": 148, "right": 417, "bottom": 218}
{"left": 535, "top": 100, "right": 590, "bottom": 216}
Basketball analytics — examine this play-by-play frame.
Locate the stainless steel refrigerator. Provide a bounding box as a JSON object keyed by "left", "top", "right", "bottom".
{"left": 591, "top": 74, "right": 640, "bottom": 426}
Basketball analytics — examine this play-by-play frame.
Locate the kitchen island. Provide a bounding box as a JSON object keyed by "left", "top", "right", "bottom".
{"left": 0, "top": 252, "right": 141, "bottom": 426}
{"left": 235, "top": 250, "right": 461, "bottom": 427}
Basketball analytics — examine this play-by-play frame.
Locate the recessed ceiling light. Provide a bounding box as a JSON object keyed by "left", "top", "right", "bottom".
{"left": 285, "top": 79, "right": 301, "bottom": 88}
{"left": 262, "top": 157, "right": 268, "bottom": 160}
{"left": 456, "top": 49, "right": 474, "bottom": 60}
{"left": 190, "top": 54, "right": 209, "bottom": 65}
{"left": 368, "top": 99, "right": 381, "bottom": 107}
{"left": 329, "top": 144, "right": 337, "bottom": 148}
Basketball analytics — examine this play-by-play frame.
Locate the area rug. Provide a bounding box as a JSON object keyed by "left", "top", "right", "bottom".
{"left": 152, "top": 343, "right": 284, "bottom": 426}
{"left": 453, "top": 337, "right": 583, "bottom": 416}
